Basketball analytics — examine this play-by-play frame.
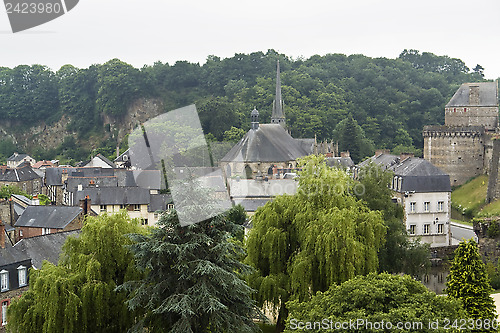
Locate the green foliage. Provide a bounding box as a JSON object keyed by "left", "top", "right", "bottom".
{"left": 356, "top": 162, "right": 430, "bottom": 275}
{"left": 120, "top": 182, "right": 259, "bottom": 333}
{"left": 223, "top": 126, "right": 246, "bottom": 142}
{"left": 332, "top": 115, "right": 374, "bottom": 164}
{"left": 245, "top": 155, "right": 386, "bottom": 330}
{"left": 0, "top": 185, "right": 30, "bottom": 199}
{"left": 7, "top": 212, "right": 146, "bottom": 333}
{"left": 445, "top": 239, "right": 496, "bottom": 320}
{"left": 285, "top": 273, "right": 466, "bottom": 333}
{"left": 487, "top": 222, "right": 500, "bottom": 238}
{"left": 37, "top": 194, "right": 50, "bottom": 205}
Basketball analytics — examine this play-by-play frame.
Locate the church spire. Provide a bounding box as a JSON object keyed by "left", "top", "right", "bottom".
{"left": 271, "top": 60, "right": 286, "bottom": 128}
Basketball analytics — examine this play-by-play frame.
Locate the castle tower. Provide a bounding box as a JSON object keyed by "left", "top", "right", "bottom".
{"left": 423, "top": 81, "right": 498, "bottom": 186}
{"left": 271, "top": 60, "right": 286, "bottom": 128}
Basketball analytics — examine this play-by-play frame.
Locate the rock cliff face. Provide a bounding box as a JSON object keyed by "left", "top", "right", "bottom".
{"left": 0, "top": 97, "right": 165, "bottom": 151}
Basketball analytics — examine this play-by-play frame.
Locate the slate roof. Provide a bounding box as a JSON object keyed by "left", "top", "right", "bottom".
{"left": 228, "top": 179, "right": 298, "bottom": 198}
{"left": 132, "top": 170, "right": 162, "bottom": 189}
{"left": 221, "top": 124, "right": 310, "bottom": 163}
{"left": 74, "top": 186, "right": 150, "bottom": 205}
{"left": 7, "top": 153, "right": 29, "bottom": 162}
{"left": 295, "top": 138, "right": 315, "bottom": 154}
{"left": 84, "top": 154, "right": 116, "bottom": 168}
{"left": 45, "top": 167, "right": 78, "bottom": 186}
{"left": 14, "top": 230, "right": 80, "bottom": 268}
{"left": 326, "top": 157, "right": 354, "bottom": 169}
{"left": 15, "top": 206, "right": 82, "bottom": 229}
{"left": 446, "top": 82, "right": 498, "bottom": 107}
{"left": 0, "top": 241, "right": 29, "bottom": 267}
{"left": 388, "top": 157, "right": 451, "bottom": 193}
{"left": 359, "top": 153, "right": 400, "bottom": 170}
{"left": 0, "top": 164, "right": 42, "bottom": 182}
{"left": 149, "top": 194, "right": 173, "bottom": 212}
{"left": 232, "top": 198, "right": 270, "bottom": 212}
{"left": 114, "top": 148, "right": 130, "bottom": 163}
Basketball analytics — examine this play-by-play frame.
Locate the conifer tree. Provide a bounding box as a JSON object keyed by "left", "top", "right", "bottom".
{"left": 7, "top": 211, "right": 145, "bottom": 333}
{"left": 445, "top": 239, "right": 496, "bottom": 320}
{"left": 120, "top": 182, "right": 260, "bottom": 333}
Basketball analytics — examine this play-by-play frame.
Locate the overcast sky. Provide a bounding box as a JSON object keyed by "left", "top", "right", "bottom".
{"left": 1, "top": 0, "right": 499, "bottom": 79}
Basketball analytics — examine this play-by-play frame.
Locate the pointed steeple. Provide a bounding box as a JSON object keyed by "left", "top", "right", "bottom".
{"left": 271, "top": 60, "right": 286, "bottom": 128}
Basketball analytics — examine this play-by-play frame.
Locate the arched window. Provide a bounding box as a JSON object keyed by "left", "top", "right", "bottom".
{"left": 244, "top": 165, "right": 253, "bottom": 179}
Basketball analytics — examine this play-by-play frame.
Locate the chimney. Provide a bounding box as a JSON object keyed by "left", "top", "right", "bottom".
{"left": 375, "top": 149, "right": 390, "bottom": 157}
{"left": 79, "top": 195, "right": 91, "bottom": 215}
{"left": 32, "top": 194, "right": 40, "bottom": 206}
{"left": 0, "top": 222, "right": 5, "bottom": 249}
{"left": 340, "top": 151, "right": 350, "bottom": 158}
{"left": 116, "top": 146, "right": 120, "bottom": 159}
{"left": 400, "top": 152, "right": 414, "bottom": 161}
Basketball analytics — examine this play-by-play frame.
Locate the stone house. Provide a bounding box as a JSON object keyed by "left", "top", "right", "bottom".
{"left": 6, "top": 153, "right": 36, "bottom": 169}
{"left": 0, "top": 163, "right": 42, "bottom": 196}
{"left": 361, "top": 153, "right": 452, "bottom": 247}
{"left": 14, "top": 206, "right": 85, "bottom": 242}
{"left": 423, "top": 82, "right": 498, "bottom": 186}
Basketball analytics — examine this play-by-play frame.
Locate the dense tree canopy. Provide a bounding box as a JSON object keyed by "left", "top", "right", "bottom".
{"left": 0, "top": 49, "right": 489, "bottom": 162}
{"left": 245, "top": 155, "right": 386, "bottom": 331}
{"left": 7, "top": 212, "right": 146, "bottom": 333}
{"left": 284, "top": 273, "right": 466, "bottom": 333}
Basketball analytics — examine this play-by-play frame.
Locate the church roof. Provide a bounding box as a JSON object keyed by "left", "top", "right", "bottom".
{"left": 221, "top": 124, "right": 310, "bottom": 163}
{"left": 446, "top": 82, "right": 498, "bottom": 107}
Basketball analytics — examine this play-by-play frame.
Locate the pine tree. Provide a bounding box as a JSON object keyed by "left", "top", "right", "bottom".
{"left": 7, "top": 211, "right": 145, "bottom": 333}
{"left": 120, "top": 186, "right": 260, "bottom": 333}
{"left": 445, "top": 239, "right": 496, "bottom": 320}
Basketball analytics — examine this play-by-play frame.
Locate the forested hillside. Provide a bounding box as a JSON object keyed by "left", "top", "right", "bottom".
{"left": 0, "top": 49, "right": 489, "bottom": 164}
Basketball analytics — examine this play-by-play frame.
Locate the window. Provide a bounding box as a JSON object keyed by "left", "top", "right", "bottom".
{"left": 120, "top": 204, "right": 125, "bottom": 209}
{"left": 167, "top": 204, "right": 174, "bottom": 211}
{"left": 437, "top": 201, "right": 444, "bottom": 212}
{"left": 423, "top": 224, "right": 430, "bottom": 234}
{"left": 1, "top": 301, "right": 7, "bottom": 326}
{"left": 141, "top": 219, "right": 148, "bottom": 226}
{"left": 410, "top": 202, "right": 416, "bottom": 213}
{"left": 42, "top": 228, "right": 50, "bottom": 235}
{"left": 424, "top": 202, "right": 430, "bottom": 212}
{"left": 17, "top": 266, "right": 27, "bottom": 287}
{"left": 100, "top": 205, "right": 107, "bottom": 212}
{"left": 409, "top": 225, "right": 416, "bottom": 235}
{"left": 133, "top": 204, "right": 141, "bottom": 211}
{"left": 0, "top": 271, "right": 8, "bottom": 291}
{"left": 154, "top": 213, "right": 159, "bottom": 219}
{"left": 19, "top": 230, "right": 23, "bottom": 237}
{"left": 438, "top": 224, "right": 444, "bottom": 234}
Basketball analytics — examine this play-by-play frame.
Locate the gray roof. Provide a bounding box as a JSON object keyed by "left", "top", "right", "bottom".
{"left": 0, "top": 165, "right": 41, "bottom": 182}
{"left": 232, "top": 198, "right": 270, "bottom": 212}
{"left": 446, "top": 82, "right": 498, "bottom": 107}
{"left": 0, "top": 234, "right": 29, "bottom": 267}
{"left": 149, "top": 194, "right": 173, "bottom": 212}
{"left": 7, "top": 153, "right": 29, "bottom": 162}
{"left": 132, "top": 170, "right": 162, "bottom": 189}
{"left": 15, "top": 206, "right": 82, "bottom": 229}
{"left": 389, "top": 157, "right": 451, "bottom": 192}
{"left": 295, "top": 138, "right": 315, "bottom": 154}
{"left": 359, "top": 153, "right": 400, "bottom": 170}
{"left": 45, "top": 167, "right": 77, "bottom": 186}
{"left": 326, "top": 157, "right": 354, "bottom": 168}
{"left": 15, "top": 230, "right": 80, "bottom": 268}
{"left": 75, "top": 186, "right": 150, "bottom": 205}
{"left": 221, "top": 124, "right": 310, "bottom": 163}
{"left": 114, "top": 148, "right": 130, "bottom": 163}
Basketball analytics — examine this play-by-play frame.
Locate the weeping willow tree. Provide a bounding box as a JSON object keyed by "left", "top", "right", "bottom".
{"left": 245, "top": 155, "right": 386, "bottom": 332}
{"left": 7, "top": 211, "right": 146, "bottom": 333}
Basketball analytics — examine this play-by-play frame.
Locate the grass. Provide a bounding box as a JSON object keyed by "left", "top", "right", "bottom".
{"left": 451, "top": 175, "right": 488, "bottom": 212}
{"left": 479, "top": 198, "right": 500, "bottom": 217}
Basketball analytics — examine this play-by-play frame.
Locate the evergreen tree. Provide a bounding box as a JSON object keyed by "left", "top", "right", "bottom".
{"left": 7, "top": 212, "right": 146, "bottom": 333}
{"left": 332, "top": 115, "right": 375, "bottom": 163}
{"left": 120, "top": 184, "right": 260, "bottom": 333}
{"left": 445, "top": 239, "right": 496, "bottom": 320}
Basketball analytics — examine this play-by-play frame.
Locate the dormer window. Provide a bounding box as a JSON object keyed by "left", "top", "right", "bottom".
{"left": 0, "top": 270, "right": 9, "bottom": 291}
{"left": 17, "top": 266, "right": 27, "bottom": 287}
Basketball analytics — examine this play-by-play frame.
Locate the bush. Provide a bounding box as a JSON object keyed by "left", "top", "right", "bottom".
{"left": 487, "top": 222, "right": 500, "bottom": 238}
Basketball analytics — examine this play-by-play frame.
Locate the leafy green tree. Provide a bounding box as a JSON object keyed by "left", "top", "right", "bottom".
{"left": 445, "top": 239, "right": 496, "bottom": 320}
{"left": 223, "top": 126, "right": 246, "bottom": 143}
{"left": 356, "top": 162, "right": 430, "bottom": 275}
{"left": 285, "top": 273, "right": 466, "bottom": 333}
{"left": 7, "top": 212, "right": 146, "bottom": 333}
{"left": 120, "top": 182, "right": 259, "bottom": 333}
{"left": 0, "top": 185, "right": 30, "bottom": 199}
{"left": 246, "top": 155, "right": 386, "bottom": 331}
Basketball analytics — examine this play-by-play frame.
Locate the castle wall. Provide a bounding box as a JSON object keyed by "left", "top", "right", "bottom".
{"left": 423, "top": 127, "right": 485, "bottom": 186}
{"left": 445, "top": 106, "right": 498, "bottom": 130}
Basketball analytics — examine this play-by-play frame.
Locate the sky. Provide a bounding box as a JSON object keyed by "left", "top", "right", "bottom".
{"left": 0, "top": 0, "right": 499, "bottom": 79}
